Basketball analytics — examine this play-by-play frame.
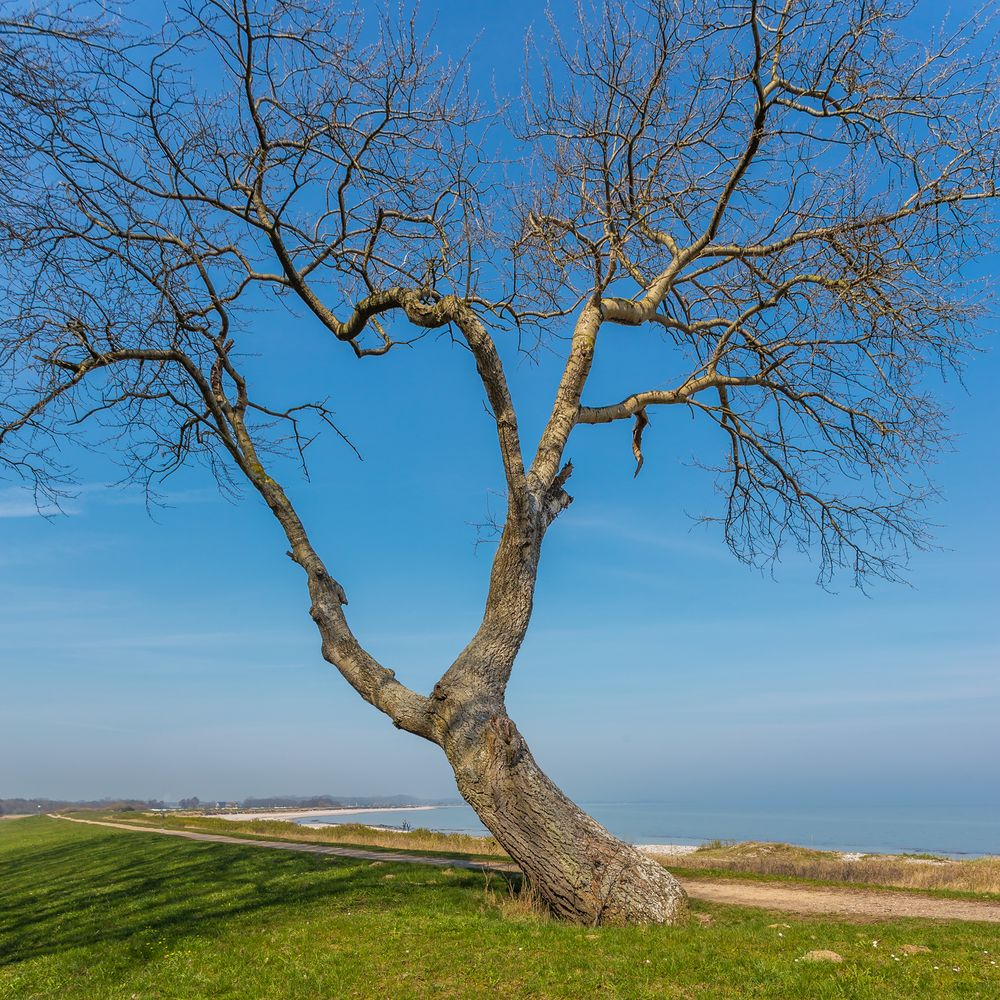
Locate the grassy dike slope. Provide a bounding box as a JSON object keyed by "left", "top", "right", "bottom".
{"left": 2, "top": 817, "right": 998, "bottom": 999}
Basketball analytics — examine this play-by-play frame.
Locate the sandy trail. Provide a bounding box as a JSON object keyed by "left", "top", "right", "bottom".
{"left": 685, "top": 878, "right": 1000, "bottom": 923}
{"left": 51, "top": 815, "right": 1000, "bottom": 924}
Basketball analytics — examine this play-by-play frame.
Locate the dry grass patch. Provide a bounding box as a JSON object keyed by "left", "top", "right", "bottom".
{"left": 647, "top": 841, "right": 1000, "bottom": 895}
{"left": 482, "top": 872, "right": 551, "bottom": 922}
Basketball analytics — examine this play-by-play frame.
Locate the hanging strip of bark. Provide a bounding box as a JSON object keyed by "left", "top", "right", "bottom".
{"left": 632, "top": 408, "right": 649, "bottom": 477}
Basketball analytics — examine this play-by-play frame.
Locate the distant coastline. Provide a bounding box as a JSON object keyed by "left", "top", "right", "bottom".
{"left": 229, "top": 801, "right": 998, "bottom": 859}
{"left": 217, "top": 805, "right": 440, "bottom": 823}
{"left": 9, "top": 797, "right": 993, "bottom": 858}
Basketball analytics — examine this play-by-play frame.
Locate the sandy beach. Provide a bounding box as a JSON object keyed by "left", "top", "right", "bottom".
{"left": 215, "top": 805, "right": 440, "bottom": 823}
{"left": 215, "top": 809, "right": 705, "bottom": 855}
{"left": 217, "top": 808, "right": 707, "bottom": 856}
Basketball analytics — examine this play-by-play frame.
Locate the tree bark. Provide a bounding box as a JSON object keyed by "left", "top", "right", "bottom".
{"left": 434, "top": 688, "right": 687, "bottom": 925}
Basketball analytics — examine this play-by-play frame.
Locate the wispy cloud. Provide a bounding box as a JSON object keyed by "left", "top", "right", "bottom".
{"left": 563, "top": 513, "right": 729, "bottom": 559}
{"left": 104, "top": 485, "right": 222, "bottom": 508}
{"left": 0, "top": 486, "right": 80, "bottom": 519}
{"left": 0, "top": 481, "right": 217, "bottom": 519}
{"left": 697, "top": 683, "right": 1000, "bottom": 719}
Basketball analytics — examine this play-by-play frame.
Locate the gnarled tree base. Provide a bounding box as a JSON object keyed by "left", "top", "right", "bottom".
{"left": 443, "top": 711, "right": 686, "bottom": 925}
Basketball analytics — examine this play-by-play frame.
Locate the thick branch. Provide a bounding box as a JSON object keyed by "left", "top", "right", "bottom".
{"left": 11, "top": 344, "right": 438, "bottom": 741}
{"left": 229, "top": 413, "right": 437, "bottom": 740}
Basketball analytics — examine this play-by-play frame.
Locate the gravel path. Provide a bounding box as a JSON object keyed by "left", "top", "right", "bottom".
{"left": 53, "top": 815, "right": 1000, "bottom": 924}
{"left": 686, "top": 878, "right": 1000, "bottom": 923}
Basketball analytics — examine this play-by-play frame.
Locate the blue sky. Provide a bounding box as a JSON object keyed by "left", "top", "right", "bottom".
{"left": 1, "top": 0, "right": 998, "bottom": 811}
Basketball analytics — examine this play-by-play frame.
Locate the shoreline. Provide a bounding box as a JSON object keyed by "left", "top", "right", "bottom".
{"left": 197, "top": 806, "right": 994, "bottom": 861}
{"left": 216, "top": 807, "right": 703, "bottom": 854}
{"left": 214, "top": 805, "right": 441, "bottom": 823}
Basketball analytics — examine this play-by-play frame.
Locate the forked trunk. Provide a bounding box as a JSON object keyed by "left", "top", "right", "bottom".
{"left": 288, "top": 499, "right": 685, "bottom": 924}
{"left": 441, "top": 707, "right": 686, "bottom": 925}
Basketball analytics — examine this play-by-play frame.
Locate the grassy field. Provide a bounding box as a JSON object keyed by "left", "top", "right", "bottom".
{"left": 104, "top": 810, "right": 1000, "bottom": 898}
{"left": 2, "top": 817, "right": 998, "bottom": 999}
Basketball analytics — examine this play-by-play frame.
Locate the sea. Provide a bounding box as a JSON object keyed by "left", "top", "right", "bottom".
{"left": 297, "top": 802, "right": 999, "bottom": 858}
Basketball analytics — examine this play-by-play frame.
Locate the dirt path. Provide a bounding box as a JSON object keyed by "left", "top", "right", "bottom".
{"left": 686, "top": 878, "right": 1000, "bottom": 923}
{"left": 53, "top": 815, "right": 497, "bottom": 871}
{"left": 53, "top": 815, "right": 1000, "bottom": 924}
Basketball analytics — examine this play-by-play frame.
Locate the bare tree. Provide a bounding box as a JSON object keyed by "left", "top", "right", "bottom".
{"left": 2, "top": 0, "right": 997, "bottom": 924}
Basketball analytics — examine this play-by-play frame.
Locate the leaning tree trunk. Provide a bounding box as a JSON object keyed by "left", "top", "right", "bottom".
{"left": 438, "top": 694, "right": 687, "bottom": 925}
{"left": 256, "top": 453, "right": 685, "bottom": 925}
{"left": 418, "top": 515, "right": 687, "bottom": 924}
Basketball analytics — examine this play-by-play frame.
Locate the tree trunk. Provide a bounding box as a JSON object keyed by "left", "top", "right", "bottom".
{"left": 271, "top": 481, "right": 684, "bottom": 925}
{"left": 439, "top": 702, "right": 687, "bottom": 925}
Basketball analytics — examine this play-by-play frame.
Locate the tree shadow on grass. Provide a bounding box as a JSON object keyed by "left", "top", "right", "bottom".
{"left": 0, "top": 822, "right": 485, "bottom": 969}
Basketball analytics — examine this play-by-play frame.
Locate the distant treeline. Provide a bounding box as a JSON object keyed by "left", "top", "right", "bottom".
{"left": 0, "top": 798, "right": 165, "bottom": 815}
{"left": 239, "top": 794, "right": 427, "bottom": 809}
{"left": 1, "top": 794, "right": 445, "bottom": 815}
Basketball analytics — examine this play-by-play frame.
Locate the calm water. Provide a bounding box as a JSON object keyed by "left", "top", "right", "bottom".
{"left": 299, "top": 802, "right": 999, "bottom": 857}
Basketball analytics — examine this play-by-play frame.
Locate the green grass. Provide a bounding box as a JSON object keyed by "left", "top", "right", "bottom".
{"left": 2, "top": 818, "right": 999, "bottom": 999}
{"left": 97, "top": 811, "right": 1000, "bottom": 903}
